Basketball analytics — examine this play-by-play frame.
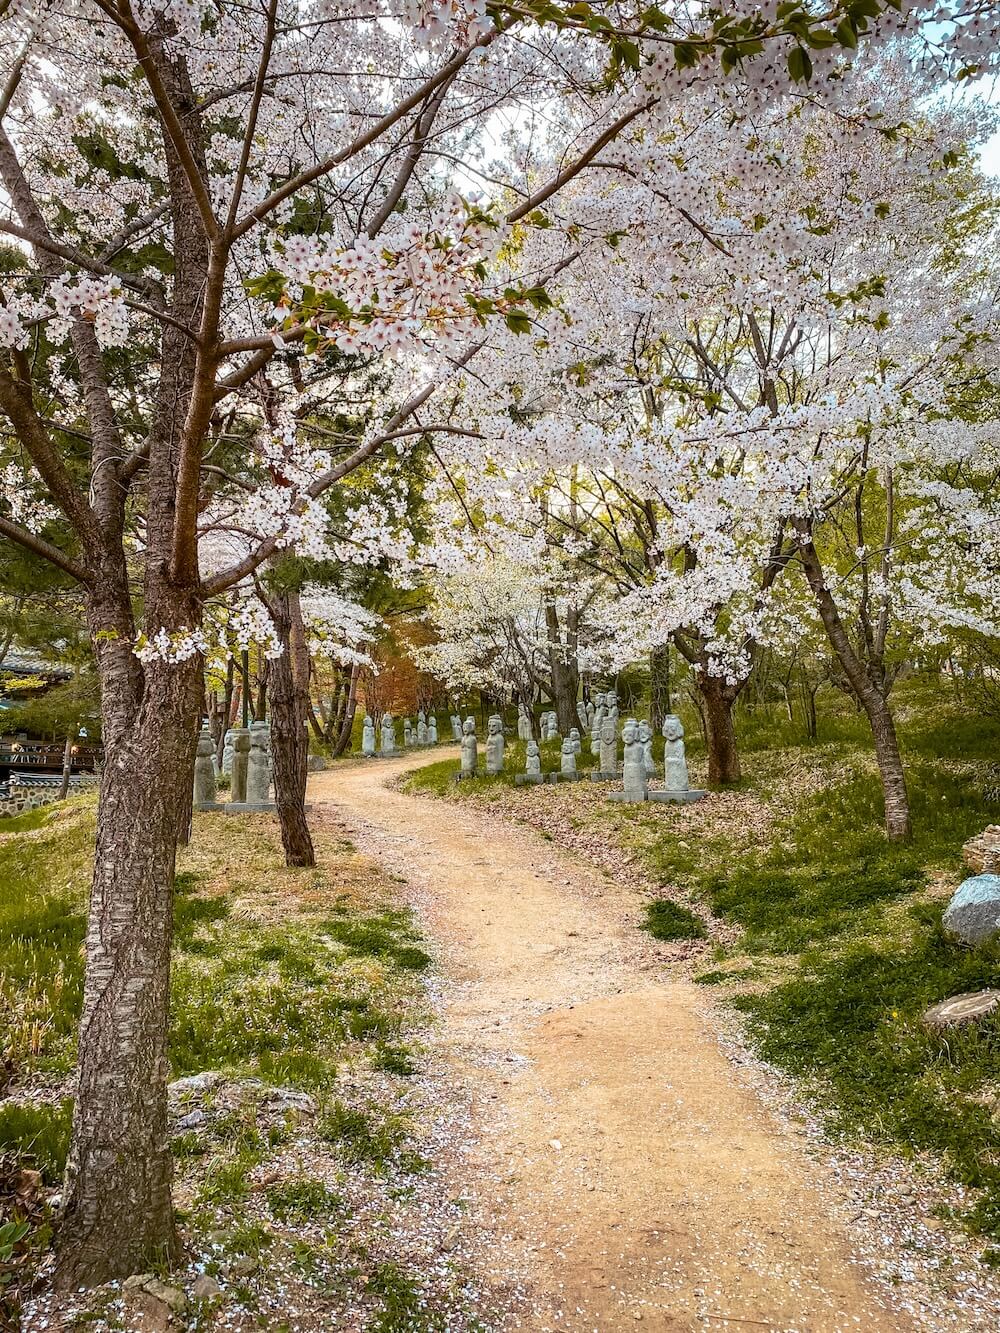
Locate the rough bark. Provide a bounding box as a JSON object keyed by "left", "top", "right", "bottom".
{"left": 332, "top": 664, "right": 361, "bottom": 757}
{"left": 268, "top": 590, "right": 315, "bottom": 867}
{"left": 649, "top": 643, "right": 671, "bottom": 731}
{"left": 56, "top": 648, "right": 202, "bottom": 1286}
{"left": 796, "top": 526, "right": 911, "bottom": 841}
{"left": 545, "top": 602, "right": 580, "bottom": 736}
{"left": 698, "top": 672, "right": 741, "bottom": 785}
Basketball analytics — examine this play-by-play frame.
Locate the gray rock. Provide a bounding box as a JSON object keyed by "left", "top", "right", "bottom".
{"left": 942, "top": 874, "right": 1000, "bottom": 946}
{"left": 143, "top": 1280, "right": 187, "bottom": 1315}
{"left": 230, "top": 1256, "right": 259, "bottom": 1278}
{"left": 192, "top": 1274, "right": 222, "bottom": 1303}
{"left": 123, "top": 1273, "right": 154, "bottom": 1292}
{"left": 176, "top": 1108, "right": 206, "bottom": 1130}
{"left": 168, "top": 1071, "right": 223, "bottom": 1100}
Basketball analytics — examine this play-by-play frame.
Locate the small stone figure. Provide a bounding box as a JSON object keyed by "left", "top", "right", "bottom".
{"left": 231, "top": 728, "right": 250, "bottom": 803}
{"left": 606, "top": 690, "right": 620, "bottom": 723}
{"left": 586, "top": 700, "right": 596, "bottom": 729}
{"left": 417, "top": 717, "right": 428, "bottom": 745}
{"left": 428, "top": 717, "right": 438, "bottom": 744}
{"left": 639, "top": 719, "right": 655, "bottom": 776}
{"left": 193, "top": 725, "right": 217, "bottom": 808}
{"left": 577, "top": 701, "right": 589, "bottom": 731}
{"left": 247, "top": 722, "right": 271, "bottom": 803}
{"left": 418, "top": 708, "right": 426, "bottom": 731}
{"left": 486, "top": 714, "right": 505, "bottom": 775}
{"left": 545, "top": 712, "right": 560, "bottom": 742}
{"left": 403, "top": 717, "right": 413, "bottom": 746}
{"left": 380, "top": 713, "right": 396, "bottom": 756}
{"left": 558, "top": 736, "right": 578, "bottom": 781}
{"left": 569, "top": 727, "right": 582, "bottom": 755}
{"left": 649, "top": 714, "right": 707, "bottom": 804}
{"left": 460, "top": 716, "right": 478, "bottom": 778}
{"left": 451, "top": 715, "right": 462, "bottom": 742}
{"left": 516, "top": 738, "right": 544, "bottom": 786}
{"left": 611, "top": 718, "right": 648, "bottom": 802}
{"left": 221, "top": 728, "right": 236, "bottom": 775}
{"left": 362, "top": 715, "right": 376, "bottom": 757}
{"left": 591, "top": 693, "right": 606, "bottom": 753}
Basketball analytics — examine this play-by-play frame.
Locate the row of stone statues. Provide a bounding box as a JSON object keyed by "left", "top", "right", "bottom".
{"left": 194, "top": 721, "right": 274, "bottom": 812}
{"left": 460, "top": 707, "right": 701, "bottom": 802}
{"left": 361, "top": 709, "right": 458, "bottom": 757}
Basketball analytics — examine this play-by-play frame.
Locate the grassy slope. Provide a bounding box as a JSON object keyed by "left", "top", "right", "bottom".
{"left": 406, "top": 681, "right": 1000, "bottom": 1246}
{"left": 0, "top": 800, "right": 458, "bottom": 1326}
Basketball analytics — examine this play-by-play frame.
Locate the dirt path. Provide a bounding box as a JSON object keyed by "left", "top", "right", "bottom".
{"left": 310, "top": 754, "right": 911, "bottom": 1333}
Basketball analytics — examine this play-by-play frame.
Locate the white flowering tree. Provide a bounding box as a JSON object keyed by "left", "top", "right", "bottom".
{"left": 0, "top": 0, "right": 993, "bottom": 1284}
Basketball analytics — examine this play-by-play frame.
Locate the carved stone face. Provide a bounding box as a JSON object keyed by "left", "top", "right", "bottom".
{"left": 463, "top": 717, "right": 475, "bottom": 736}
{"left": 663, "top": 715, "right": 683, "bottom": 741}
{"left": 601, "top": 717, "right": 616, "bottom": 741}
{"left": 569, "top": 728, "right": 580, "bottom": 740}
{"left": 638, "top": 721, "right": 652, "bottom": 743}
{"left": 622, "top": 719, "right": 637, "bottom": 745}
{"left": 488, "top": 716, "right": 502, "bottom": 735}
{"left": 527, "top": 740, "right": 539, "bottom": 756}
{"left": 562, "top": 738, "right": 573, "bottom": 754}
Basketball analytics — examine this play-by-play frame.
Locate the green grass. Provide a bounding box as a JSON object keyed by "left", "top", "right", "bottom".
{"left": 265, "top": 1176, "right": 344, "bottom": 1223}
{"left": 633, "top": 681, "right": 1000, "bottom": 1240}
{"left": 641, "top": 899, "right": 706, "bottom": 941}
{"left": 0, "top": 1100, "right": 72, "bottom": 1183}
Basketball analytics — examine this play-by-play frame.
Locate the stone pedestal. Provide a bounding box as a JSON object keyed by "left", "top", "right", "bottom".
{"left": 649, "top": 788, "right": 707, "bottom": 804}
{"left": 515, "top": 773, "right": 545, "bottom": 786}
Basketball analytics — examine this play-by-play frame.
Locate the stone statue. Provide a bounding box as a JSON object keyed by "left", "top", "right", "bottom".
{"left": 598, "top": 715, "right": 618, "bottom": 777}
{"left": 516, "top": 737, "right": 543, "bottom": 785}
{"left": 546, "top": 712, "right": 559, "bottom": 742}
{"left": 418, "top": 708, "right": 426, "bottom": 730}
{"left": 362, "top": 715, "right": 376, "bottom": 757}
{"left": 606, "top": 690, "right": 620, "bottom": 723}
{"left": 577, "top": 701, "right": 589, "bottom": 731}
{"left": 586, "top": 700, "right": 595, "bottom": 729}
{"left": 403, "top": 717, "right": 413, "bottom": 746}
{"left": 639, "top": 719, "right": 655, "bottom": 776}
{"left": 662, "top": 714, "right": 689, "bottom": 791}
{"left": 428, "top": 716, "right": 438, "bottom": 744}
{"left": 560, "top": 736, "right": 577, "bottom": 779}
{"left": 193, "top": 725, "right": 217, "bottom": 808}
{"left": 451, "top": 714, "right": 462, "bottom": 741}
{"left": 486, "top": 713, "right": 505, "bottom": 774}
{"left": 417, "top": 717, "right": 428, "bottom": 745}
{"left": 380, "top": 713, "right": 396, "bottom": 756}
{"left": 619, "top": 718, "right": 648, "bottom": 801}
{"left": 230, "top": 728, "right": 250, "bottom": 803}
{"left": 247, "top": 723, "right": 271, "bottom": 803}
{"left": 517, "top": 705, "right": 532, "bottom": 741}
{"left": 460, "top": 716, "right": 478, "bottom": 777}
{"left": 569, "top": 727, "right": 582, "bottom": 755}
{"left": 221, "top": 728, "right": 236, "bottom": 775}
{"left": 649, "top": 714, "right": 706, "bottom": 804}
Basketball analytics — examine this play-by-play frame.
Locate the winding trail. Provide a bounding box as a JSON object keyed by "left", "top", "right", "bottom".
{"left": 310, "top": 752, "right": 910, "bottom": 1333}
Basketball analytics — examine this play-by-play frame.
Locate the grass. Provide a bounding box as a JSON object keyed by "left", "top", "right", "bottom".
{"left": 641, "top": 898, "right": 706, "bottom": 941}
{"left": 639, "top": 684, "right": 1000, "bottom": 1240}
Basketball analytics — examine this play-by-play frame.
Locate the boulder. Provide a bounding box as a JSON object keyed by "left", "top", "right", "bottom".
{"left": 923, "top": 989, "right": 1000, "bottom": 1031}
{"left": 964, "top": 825, "right": 1000, "bottom": 876}
{"left": 942, "top": 874, "right": 1000, "bottom": 946}
{"left": 192, "top": 1274, "right": 222, "bottom": 1303}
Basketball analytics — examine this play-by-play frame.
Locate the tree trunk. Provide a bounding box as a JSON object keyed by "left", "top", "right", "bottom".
{"left": 332, "top": 663, "right": 361, "bottom": 757}
{"left": 698, "top": 673, "right": 741, "bottom": 785}
{"left": 650, "top": 643, "right": 671, "bottom": 731}
{"left": 56, "top": 651, "right": 202, "bottom": 1287}
{"left": 268, "top": 590, "right": 315, "bottom": 867}
{"left": 545, "top": 604, "right": 580, "bottom": 735}
{"left": 796, "top": 524, "right": 911, "bottom": 841}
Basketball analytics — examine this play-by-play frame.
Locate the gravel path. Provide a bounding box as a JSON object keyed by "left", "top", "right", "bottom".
{"left": 309, "top": 753, "right": 914, "bottom": 1333}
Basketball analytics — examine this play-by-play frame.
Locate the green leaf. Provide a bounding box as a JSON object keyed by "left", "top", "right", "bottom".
{"left": 505, "top": 309, "right": 533, "bottom": 334}
{"left": 835, "top": 17, "right": 858, "bottom": 47}
{"left": 787, "top": 45, "right": 812, "bottom": 82}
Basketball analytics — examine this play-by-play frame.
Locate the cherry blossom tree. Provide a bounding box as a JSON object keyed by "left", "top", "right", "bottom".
{"left": 0, "top": 0, "right": 994, "bottom": 1285}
